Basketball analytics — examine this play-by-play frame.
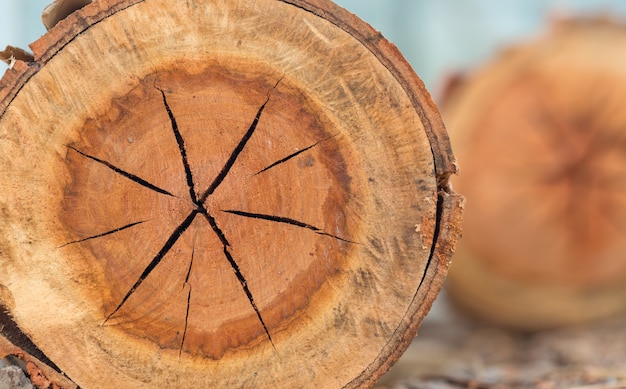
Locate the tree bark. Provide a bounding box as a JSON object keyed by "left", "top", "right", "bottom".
{"left": 0, "top": 0, "right": 462, "bottom": 387}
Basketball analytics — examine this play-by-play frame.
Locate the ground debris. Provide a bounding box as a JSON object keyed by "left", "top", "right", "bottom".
{"left": 0, "top": 365, "right": 33, "bottom": 389}
{"left": 376, "top": 295, "right": 626, "bottom": 389}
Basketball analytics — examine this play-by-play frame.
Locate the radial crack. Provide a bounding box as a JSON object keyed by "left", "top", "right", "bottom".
{"left": 199, "top": 78, "right": 282, "bottom": 203}
{"left": 103, "top": 210, "right": 198, "bottom": 324}
{"left": 255, "top": 134, "right": 337, "bottom": 175}
{"left": 157, "top": 87, "right": 198, "bottom": 203}
{"left": 179, "top": 247, "right": 195, "bottom": 358}
{"left": 199, "top": 211, "right": 230, "bottom": 247}
{"left": 68, "top": 146, "right": 175, "bottom": 197}
{"left": 59, "top": 220, "right": 146, "bottom": 248}
{"left": 200, "top": 210, "right": 275, "bottom": 348}
{"left": 223, "top": 209, "right": 355, "bottom": 243}
{"left": 223, "top": 246, "right": 276, "bottom": 348}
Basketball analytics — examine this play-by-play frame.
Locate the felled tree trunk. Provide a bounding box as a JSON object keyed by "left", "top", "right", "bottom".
{"left": 444, "top": 18, "right": 626, "bottom": 330}
{"left": 0, "top": 0, "right": 463, "bottom": 387}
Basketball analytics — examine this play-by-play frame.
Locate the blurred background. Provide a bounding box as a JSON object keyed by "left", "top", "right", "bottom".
{"left": 3, "top": 1, "right": 626, "bottom": 388}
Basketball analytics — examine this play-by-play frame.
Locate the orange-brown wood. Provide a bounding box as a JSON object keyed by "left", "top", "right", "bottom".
{"left": 0, "top": 0, "right": 462, "bottom": 387}
{"left": 444, "top": 18, "right": 626, "bottom": 329}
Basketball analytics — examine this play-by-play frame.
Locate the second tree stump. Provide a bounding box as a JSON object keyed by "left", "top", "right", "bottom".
{"left": 445, "top": 18, "right": 626, "bottom": 330}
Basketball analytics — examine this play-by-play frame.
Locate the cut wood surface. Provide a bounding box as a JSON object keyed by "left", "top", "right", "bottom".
{"left": 443, "top": 18, "right": 626, "bottom": 330}
{"left": 0, "top": 0, "right": 462, "bottom": 387}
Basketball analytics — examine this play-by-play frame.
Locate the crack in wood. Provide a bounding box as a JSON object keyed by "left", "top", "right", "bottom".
{"left": 420, "top": 191, "right": 445, "bottom": 291}
{"left": 179, "top": 247, "right": 195, "bottom": 359}
{"left": 199, "top": 77, "right": 283, "bottom": 203}
{"left": 157, "top": 86, "right": 198, "bottom": 203}
{"left": 255, "top": 134, "right": 337, "bottom": 175}
{"left": 79, "top": 76, "right": 344, "bottom": 354}
{"left": 103, "top": 210, "right": 199, "bottom": 324}
{"left": 222, "top": 245, "right": 276, "bottom": 350}
{"left": 200, "top": 210, "right": 276, "bottom": 348}
{"left": 100, "top": 80, "right": 284, "bottom": 350}
{"left": 223, "top": 209, "right": 356, "bottom": 244}
{"left": 196, "top": 211, "right": 276, "bottom": 346}
{"left": 199, "top": 211, "right": 230, "bottom": 247}
{"left": 59, "top": 220, "right": 146, "bottom": 248}
{"left": 67, "top": 145, "right": 176, "bottom": 197}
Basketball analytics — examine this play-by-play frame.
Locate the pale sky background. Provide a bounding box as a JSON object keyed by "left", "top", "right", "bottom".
{"left": 2, "top": 0, "right": 626, "bottom": 92}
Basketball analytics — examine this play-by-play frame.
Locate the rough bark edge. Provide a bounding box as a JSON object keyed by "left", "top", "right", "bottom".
{"left": 276, "top": 2, "right": 463, "bottom": 385}
{"left": 0, "top": 59, "right": 40, "bottom": 116}
{"left": 42, "top": 0, "right": 94, "bottom": 30}
{"left": 0, "top": 334, "right": 77, "bottom": 389}
{"left": 345, "top": 191, "right": 465, "bottom": 388}
{"left": 0, "top": 3, "right": 142, "bottom": 387}
{"left": 0, "top": 46, "right": 35, "bottom": 66}
{"left": 0, "top": 0, "right": 143, "bottom": 116}
{"left": 0, "top": 0, "right": 464, "bottom": 387}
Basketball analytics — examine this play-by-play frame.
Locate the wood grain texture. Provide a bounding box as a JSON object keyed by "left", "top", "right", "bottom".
{"left": 0, "top": 0, "right": 462, "bottom": 387}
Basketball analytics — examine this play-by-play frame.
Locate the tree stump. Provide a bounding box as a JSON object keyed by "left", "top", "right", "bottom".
{"left": 0, "top": 0, "right": 463, "bottom": 387}
{"left": 444, "top": 18, "right": 626, "bottom": 330}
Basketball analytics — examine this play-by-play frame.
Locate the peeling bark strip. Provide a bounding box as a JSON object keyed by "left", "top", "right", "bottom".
{"left": 0, "top": 0, "right": 463, "bottom": 388}
{"left": 42, "top": 0, "right": 93, "bottom": 30}
{"left": 0, "top": 46, "right": 34, "bottom": 67}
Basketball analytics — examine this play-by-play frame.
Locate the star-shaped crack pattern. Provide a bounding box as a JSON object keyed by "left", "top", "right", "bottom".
{"left": 63, "top": 78, "right": 351, "bottom": 352}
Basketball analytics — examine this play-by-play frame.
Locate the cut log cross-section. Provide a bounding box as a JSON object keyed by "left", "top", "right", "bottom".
{"left": 0, "top": 0, "right": 463, "bottom": 388}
